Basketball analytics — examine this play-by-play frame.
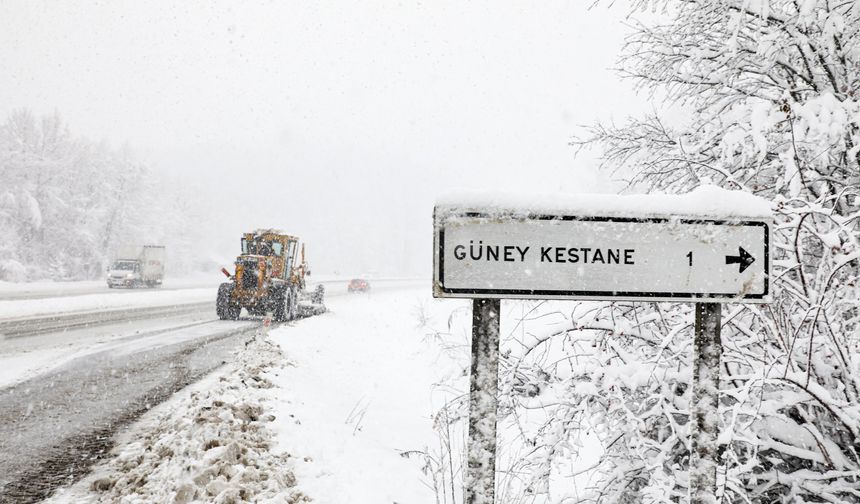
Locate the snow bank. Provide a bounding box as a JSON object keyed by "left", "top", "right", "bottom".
{"left": 0, "top": 279, "right": 107, "bottom": 294}
{"left": 46, "top": 332, "right": 308, "bottom": 504}
{"left": 436, "top": 185, "right": 772, "bottom": 219}
{"left": 0, "top": 273, "right": 219, "bottom": 297}
{"left": 0, "top": 287, "right": 214, "bottom": 318}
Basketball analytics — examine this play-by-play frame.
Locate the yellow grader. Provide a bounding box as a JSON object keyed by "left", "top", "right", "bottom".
{"left": 217, "top": 229, "right": 325, "bottom": 321}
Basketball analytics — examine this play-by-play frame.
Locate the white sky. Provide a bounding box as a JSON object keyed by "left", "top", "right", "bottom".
{"left": 0, "top": 1, "right": 648, "bottom": 276}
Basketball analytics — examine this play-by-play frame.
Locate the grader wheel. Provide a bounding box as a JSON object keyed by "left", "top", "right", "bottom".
{"left": 273, "top": 286, "right": 297, "bottom": 322}
{"left": 216, "top": 283, "right": 240, "bottom": 320}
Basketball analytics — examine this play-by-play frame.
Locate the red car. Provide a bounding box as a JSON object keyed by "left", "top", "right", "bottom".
{"left": 348, "top": 278, "right": 370, "bottom": 293}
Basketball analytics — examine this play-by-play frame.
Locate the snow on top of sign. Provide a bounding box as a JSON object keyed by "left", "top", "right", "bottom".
{"left": 436, "top": 185, "right": 772, "bottom": 219}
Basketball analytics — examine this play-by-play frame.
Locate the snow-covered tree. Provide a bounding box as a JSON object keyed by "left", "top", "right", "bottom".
{"left": 0, "top": 109, "right": 198, "bottom": 281}
{"left": 562, "top": 1, "right": 860, "bottom": 502}
{"left": 425, "top": 2, "right": 860, "bottom": 503}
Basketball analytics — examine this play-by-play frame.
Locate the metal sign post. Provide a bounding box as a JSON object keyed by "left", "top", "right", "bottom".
{"left": 689, "top": 303, "right": 722, "bottom": 504}
{"left": 465, "top": 298, "right": 500, "bottom": 504}
{"left": 433, "top": 197, "right": 771, "bottom": 504}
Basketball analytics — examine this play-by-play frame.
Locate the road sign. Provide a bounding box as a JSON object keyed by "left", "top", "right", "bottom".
{"left": 434, "top": 212, "right": 771, "bottom": 303}
{"left": 434, "top": 189, "right": 773, "bottom": 504}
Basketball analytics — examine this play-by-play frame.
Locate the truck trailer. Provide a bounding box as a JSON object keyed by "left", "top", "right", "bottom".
{"left": 106, "top": 245, "right": 166, "bottom": 288}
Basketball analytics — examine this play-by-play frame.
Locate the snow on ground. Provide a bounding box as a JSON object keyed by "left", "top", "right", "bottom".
{"left": 0, "top": 272, "right": 221, "bottom": 300}
{"left": 265, "top": 285, "right": 464, "bottom": 503}
{"left": 0, "top": 287, "right": 215, "bottom": 319}
{"left": 0, "top": 279, "right": 110, "bottom": 296}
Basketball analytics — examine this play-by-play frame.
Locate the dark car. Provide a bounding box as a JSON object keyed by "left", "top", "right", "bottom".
{"left": 348, "top": 278, "right": 370, "bottom": 293}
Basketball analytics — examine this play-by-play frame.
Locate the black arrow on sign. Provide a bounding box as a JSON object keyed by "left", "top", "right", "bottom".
{"left": 726, "top": 246, "right": 755, "bottom": 273}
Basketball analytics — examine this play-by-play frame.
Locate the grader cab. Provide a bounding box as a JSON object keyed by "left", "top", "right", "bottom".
{"left": 216, "top": 230, "right": 325, "bottom": 321}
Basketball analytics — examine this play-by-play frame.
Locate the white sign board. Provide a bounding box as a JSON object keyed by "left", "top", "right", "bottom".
{"left": 433, "top": 212, "right": 771, "bottom": 303}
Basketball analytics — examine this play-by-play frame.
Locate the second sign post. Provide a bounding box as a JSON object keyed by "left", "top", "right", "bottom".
{"left": 432, "top": 188, "right": 772, "bottom": 504}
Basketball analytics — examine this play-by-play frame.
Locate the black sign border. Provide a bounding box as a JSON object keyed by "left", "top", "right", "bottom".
{"left": 436, "top": 213, "right": 770, "bottom": 300}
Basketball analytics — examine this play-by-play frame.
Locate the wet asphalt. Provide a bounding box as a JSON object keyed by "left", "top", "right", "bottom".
{"left": 0, "top": 320, "right": 257, "bottom": 503}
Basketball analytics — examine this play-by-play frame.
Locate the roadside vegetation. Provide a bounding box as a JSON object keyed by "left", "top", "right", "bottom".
{"left": 0, "top": 109, "right": 204, "bottom": 281}
{"left": 431, "top": 2, "right": 860, "bottom": 502}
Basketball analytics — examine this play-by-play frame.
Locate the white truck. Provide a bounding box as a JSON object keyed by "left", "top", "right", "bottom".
{"left": 106, "top": 245, "right": 166, "bottom": 288}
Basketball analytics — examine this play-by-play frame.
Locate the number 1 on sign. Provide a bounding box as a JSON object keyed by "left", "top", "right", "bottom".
{"left": 687, "top": 251, "right": 693, "bottom": 266}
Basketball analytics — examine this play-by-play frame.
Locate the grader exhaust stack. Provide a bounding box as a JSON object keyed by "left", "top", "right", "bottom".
{"left": 216, "top": 229, "right": 326, "bottom": 321}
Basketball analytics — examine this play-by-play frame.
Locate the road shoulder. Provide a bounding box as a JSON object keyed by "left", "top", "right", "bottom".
{"left": 45, "top": 329, "right": 308, "bottom": 504}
